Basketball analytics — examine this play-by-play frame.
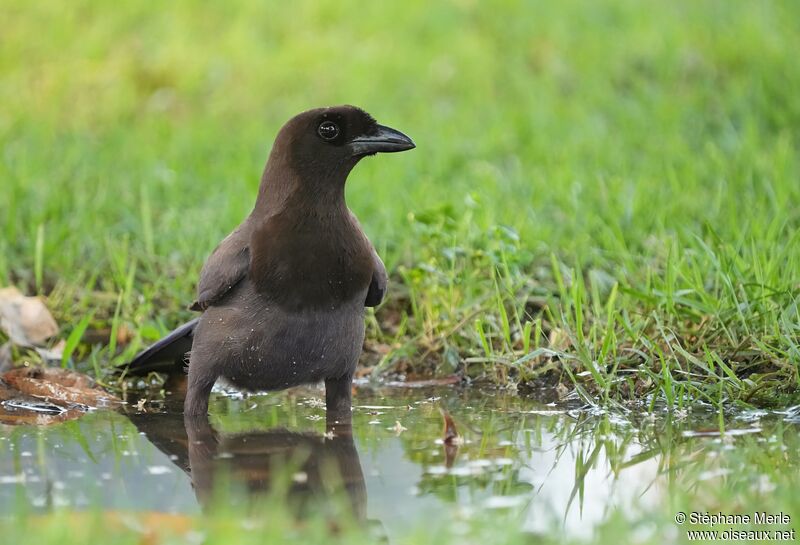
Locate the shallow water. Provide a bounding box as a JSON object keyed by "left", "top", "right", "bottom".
{"left": 1, "top": 386, "right": 799, "bottom": 539}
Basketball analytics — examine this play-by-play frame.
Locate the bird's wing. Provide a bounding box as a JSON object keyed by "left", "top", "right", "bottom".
{"left": 347, "top": 210, "right": 388, "bottom": 308}
{"left": 365, "top": 251, "right": 388, "bottom": 307}
{"left": 122, "top": 318, "right": 199, "bottom": 375}
{"left": 190, "top": 228, "right": 251, "bottom": 311}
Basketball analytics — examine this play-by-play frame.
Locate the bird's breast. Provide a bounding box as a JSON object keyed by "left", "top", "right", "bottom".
{"left": 249, "top": 219, "right": 373, "bottom": 310}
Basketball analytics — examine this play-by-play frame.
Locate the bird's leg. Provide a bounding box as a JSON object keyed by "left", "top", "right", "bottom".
{"left": 184, "top": 371, "right": 216, "bottom": 415}
{"left": 183, "top": 412, "right": 219, "bottom": 459}
{"left": 325, "top": 373, "right": 353, "bottom": 435}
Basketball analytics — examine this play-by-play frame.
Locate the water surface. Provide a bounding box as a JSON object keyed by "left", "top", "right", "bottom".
{"left": 1, "top": 386, "right": 798, "bottom": 539}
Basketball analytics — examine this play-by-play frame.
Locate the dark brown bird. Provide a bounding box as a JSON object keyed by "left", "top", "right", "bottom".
{"left": 123, "top": 105, "right": 414, "bottom": 424}
{"left": 126, "top": 411, "right": 367, "bottom": 520}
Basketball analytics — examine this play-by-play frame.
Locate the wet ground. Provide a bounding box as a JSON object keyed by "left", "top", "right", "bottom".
{"left": 1, "top": 385, "right": 799, "bottom": 540}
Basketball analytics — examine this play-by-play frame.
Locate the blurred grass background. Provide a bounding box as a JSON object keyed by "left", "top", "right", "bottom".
{"left": 1, "top": 0, "right": 799, "bottom": 404}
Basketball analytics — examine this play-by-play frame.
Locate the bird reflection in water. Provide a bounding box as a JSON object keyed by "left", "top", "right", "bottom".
{"left": 126, "top": 404, "right": 366, "bottom": 522}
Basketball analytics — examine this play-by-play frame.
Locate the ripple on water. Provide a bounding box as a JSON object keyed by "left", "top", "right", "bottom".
{"left": 0, "top": 387, "right": 797, "bottom": 541}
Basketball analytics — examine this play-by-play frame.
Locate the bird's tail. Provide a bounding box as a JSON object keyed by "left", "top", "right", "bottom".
{"left": 120, "top": 318, "right": 199, "bottom": 376}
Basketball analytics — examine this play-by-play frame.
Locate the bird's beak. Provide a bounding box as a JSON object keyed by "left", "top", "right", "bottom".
{"left": 349, "top": 124, "right": 415, "bottom": 156}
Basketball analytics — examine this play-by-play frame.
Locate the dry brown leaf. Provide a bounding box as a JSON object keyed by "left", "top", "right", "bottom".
{"left": 0, "top": 287, "right": 59, "bottom": 345}
{"left": 3, "top": 366, "right": 121, "bottom": 409}
{"left": 5, "top": 366, "right": 95, "bottom": 389}
{"left": 363, "top": 340, "right": 392, "bottom": 355}
{"left": 0, "top": 411, "right": 81, "bottom": 426}
{"left": 0, "top": 378, "right": 85, "bottom": 426}
{"left": 439, "top": 407, "right": 460, "bottom": 468}
{"left": 548, "top": 327, "right": 571, "bottom": 351}
{"left": 0, "top": 404, "right": 84, "bottom": 426}
{"left": 117, "top": 324, "right": 132, "bottom": 346}
{"left": 440, "top": 407, "right": 459, "bottom": 445}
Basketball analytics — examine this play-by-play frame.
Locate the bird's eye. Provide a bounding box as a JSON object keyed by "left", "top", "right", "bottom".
{"left": 317, "top": 121, "right": 340, "bottom": 141}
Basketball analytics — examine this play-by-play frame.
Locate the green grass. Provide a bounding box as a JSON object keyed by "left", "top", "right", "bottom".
{"left": 2, "top": 0, "right": 799, "bottom": 408}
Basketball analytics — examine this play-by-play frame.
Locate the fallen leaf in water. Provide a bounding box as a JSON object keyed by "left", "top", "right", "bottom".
{"left": 0, "top": 378, "right": 85, "bottom": 426}
{"left": 0, "top": 380, "right": 64, "bottom": 413}
{"left": 3, "top": 366, "right": 121, "bottom": 409}
{"left": 0, "top": 406, "right": 85, "bottom": 426}
{"left": 0, "top": 379, "right": 15, "bottom": 402}
{"left": 0, "top": 287, "right": 59, "bottom": 345}
{"left": 0, "top": 292, "right": 117, "bottom": 426}
{"left": 439, "top": 407, "right": 461, "bottom": 468}
{"left": 6, "top": 366, "right": 94, "bottom": 389}
{"left": 440, "top": 407, "right": 460, "bottom": 445}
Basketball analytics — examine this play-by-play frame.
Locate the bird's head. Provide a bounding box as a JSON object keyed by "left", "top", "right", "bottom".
{"left": 269, "top": 105, "right": 415, "bottom": 185}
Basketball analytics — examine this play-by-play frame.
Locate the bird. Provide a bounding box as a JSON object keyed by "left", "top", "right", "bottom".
{"left": 122, "top": 105, "right": 415, "bottom": 425}
{"left": 126, "top": 410, "right": 367, "bottom": 520}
